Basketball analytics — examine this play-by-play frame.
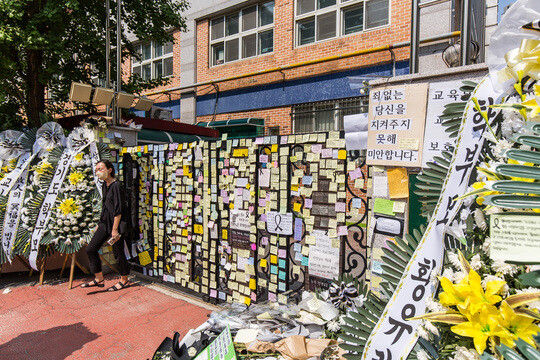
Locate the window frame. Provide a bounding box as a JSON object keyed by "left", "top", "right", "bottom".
{"left": 292, "top": 97, "right": 368, "bottom": 134}
{"left": 294, "top": 0, "right": 390, "bottom": 48}
{"left": 131, "top": 40, "right": 174, "bottom": 80}
{"left": 209, "top": 1, "right": 275, "bottom": 67}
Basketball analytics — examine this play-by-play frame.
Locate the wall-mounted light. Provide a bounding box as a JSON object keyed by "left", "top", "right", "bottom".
{"left": 134, "top": 96, "right": 154, "bottom": 111}
{"left": 92, "top": 87, "right": 115, "bottom": 106}
{"left": 442, "top": 40, "right": 480, "bottom": 68}
{"left": 116, "top": 92, "right": 135, "bottom": 108}
{"left": 69, "top": 82, "right": 93, "bottom": 102}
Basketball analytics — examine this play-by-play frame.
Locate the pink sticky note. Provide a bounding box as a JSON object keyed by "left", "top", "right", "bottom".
{"left": 338, "top": 225, "right": 348, "bottom": 236}
{"left": 268, "top": 292, "right": 276, "bottom": 301}
{"left": 229, "top": 168, "right": 235, "bottom": 176}
{"left": 251, "top": 243, "right": 257, "bottom": 251}
{"left": 222, "top": 169, "right": 228, "bottom": 176}
{"left": 261, "top": 237, "right": 268, "bottom": 245}
{"left": 322, "top": 148, "right": 333, "bottom": 158}
{"left": 273, "top": 161, "right": 278, "bottom": 168}
{"left": 305, "top": 199, "right": 313, "bottom": 208}
{"left": 251, "top": 292, "right": 257, "bottom": 301}
{"left": 210, "top": 289, "right": 217, "bottom": 298}
{"left": 259, "top": 198, "right": 266, "bottom": 207}
{"left": 249, "top": 206, "right": 254, "bottom": 213}
{"left": 278, "top": 249, "right": 287, "bottom": 258}
{"left": 335, "top": 202, "right": 346, "bottom": 212}
{"left": 255, "top": 137, "right": 264, "bottom": 144}
{"left": 349, "top": 168, "right": 362, "bottom": 180}
{"left": 260, "top": 214, "right": 267, "bottom": 222}
{"left": 311, "top": 144, "right": 322, "bottom": 153}
{"left": 224, "top": 158, "right": 229, "bottom": 167}
{"left": 194, "top": 195, "right": 201, "bottom": 202}
{"left": 259, "top": 155, "right": 268, "bottom": 163}
{"left": 175, "top": 253, "right": 183, "bottom": 261}
{"left": 280, "top": 136, "right": 288, "bottom": 144}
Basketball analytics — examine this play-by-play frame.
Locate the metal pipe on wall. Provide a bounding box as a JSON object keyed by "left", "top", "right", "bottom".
{"left": 105, "top": 0, "right": 111, "bottom": 117}
{"left": 410, "top": 0, "right": 421, "bottom": 74}
{"left": 460, "top": 0, "right": 472, "bottom": 66}
{"left": 115, "top": 0, "right": 122, "bottom": 126}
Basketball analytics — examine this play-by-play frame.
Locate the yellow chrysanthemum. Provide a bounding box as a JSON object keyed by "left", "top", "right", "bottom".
{"left": 68, "top": 171, "right": 84, "bottom": 185}
{"left": 58, "top": 198, "right": 79, "bottom": 216}
{"left": 35, "top": 161, "right": 53, "bottom": 175}
{"left": 74, "top": 153, "right": 84, "bottom": 161}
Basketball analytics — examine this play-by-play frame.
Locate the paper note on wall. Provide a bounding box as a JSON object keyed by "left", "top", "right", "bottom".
{"left": 308, "top": 230, "right": 340, "bottom": 280}
{"left": 387, "top": 168, "right": 409, "bottom": 199}
{"left": 490, "top": 214, "right": 540, "bottom": 263}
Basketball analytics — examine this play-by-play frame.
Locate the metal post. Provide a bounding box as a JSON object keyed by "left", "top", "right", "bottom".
{"left": 409, "top": 0, "right": 420, "bottom": 74}
{"left": 460, "top": 0, "right": 472, "bottom": 66}
{"left": 105, "top": 0, "right": 111, "bottom": 117}
{"left": 115, "top": 0, "right": 122, "bottom": 126}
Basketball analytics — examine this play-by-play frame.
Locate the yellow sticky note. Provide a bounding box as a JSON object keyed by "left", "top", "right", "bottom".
{"left": 194, "top": 224, "right": 203, "bottom": 234}
{"left": 222, "top": 229, "right": 228, "bottom": 239}
{"left": 387, "top": 168, "right": 409, "bottom": 199}
{"left": 338, "top": 149, "right": 347, "bottom": 160}
{"left": 271, "top": 255, "right": 277, "bottom": 264}
{"left": 249, "top": 278, "right": 256, "bottom": 290}
{"left": 271, "top": 144, "right": 278, "bottom": 152}
{"left": 244, "top": 296, "right": 251, "bottom": 306}
{"left": 293, "top": 203, "right": 301, "bottom": 212}
{"left": 229, "top": 203, "right": 235, "bottom": 209}
{"left": 398, "top": 138, "right": 420, "bottom": 150}
{"left": 291, "top": 184, "right": 299, "bottom": 192}
{"left": 138, "top": 251, "right": 152, "bottom": 266}
{"left": 182, "top": 229, "right": 188, "bottom": 237}
{"left": 260, "top": 258, "right": 267, "bottom": 268}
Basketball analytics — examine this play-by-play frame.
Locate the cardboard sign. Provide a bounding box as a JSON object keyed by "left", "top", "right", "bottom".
{"left": 367, "top": 84, "right": 429, "bottom": 167}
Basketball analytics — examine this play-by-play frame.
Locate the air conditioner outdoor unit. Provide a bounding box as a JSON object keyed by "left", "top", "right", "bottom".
{"left": 147, "top": 106, "right": 173, "bottom": 121}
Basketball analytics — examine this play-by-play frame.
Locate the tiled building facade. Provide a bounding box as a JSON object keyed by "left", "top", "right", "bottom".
{"left": 125, "top": 0, "right": 496, "bottom": 135}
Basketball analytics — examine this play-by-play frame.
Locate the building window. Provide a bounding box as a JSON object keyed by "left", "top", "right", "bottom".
{"left": 132, "top": 41, "right": 174, "bottom": 80}
{"left": 295, "top": 0, "right": 389, "bottom": 47}
{"left": 292, "top": 97, "right": 368, "bottom": 133}
{"left": 210, "top": 1, "right": 275, "bottom": 66}
{"left": 89, "top": 63, "right": 106, "bottom": 88}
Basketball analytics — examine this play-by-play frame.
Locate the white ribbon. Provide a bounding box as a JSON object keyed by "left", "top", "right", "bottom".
{"left": 89, "top": 142, "right": 103, "bottom": 197}
{"left": 29, "top": 127, "right": 95, "bottom": 270}
{"left": 0, "top": 152, "right": 36, "bottom": 197}
{"left": 362, "top": 76, "right": 502, "bottom": 360}
{"left": 1, "top": 161, "right": 29, "bottom": 262}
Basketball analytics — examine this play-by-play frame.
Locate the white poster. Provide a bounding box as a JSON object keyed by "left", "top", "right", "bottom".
{"left": 344, "top": 113, "right": 369, "bottom": 151}
{"left": 308, "top": 230, "right": 340, "bottom": 280}
{"left": 230, "top": 209, "right": 251, "bottom": 232}
{"left": 266, "top": 211, "right": 293, "bottom": 235}
{"left": 422, "top": 80, "right": 473, "bottom": 168}
{"left": 362, "top": 76, "right": 502, "bottom": 360}
{"left": 258, "top": 169, "right": 271, "bottom": 188}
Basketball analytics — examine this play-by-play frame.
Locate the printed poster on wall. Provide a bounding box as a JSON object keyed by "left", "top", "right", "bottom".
{"left": 422, "top": 80, "right": 470, "bottom": 168}
{"left": 367, "top": 83, "right": 429, "bottom": 167}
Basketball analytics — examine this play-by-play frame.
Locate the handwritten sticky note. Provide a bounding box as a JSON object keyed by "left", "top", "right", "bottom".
{"left": 293, "top": 203, "right": 302, "bottom": 212}
{"left": 304, "top": 199, "right": 313, "bottom": 208}
{"left": 387, "top": 167, "right": 409, "bottom": 199}
{"left": 393, "top": 201, "right": 406, "bottom": 213}
{"left": 138, "top": 251, "right": 152, "bottom": 266}
{"left": 260, "top": 258, "right": 267, "bottom": 267}
{"left": 374, "top": 198, "right": 395, "bottom": 216}
{"left": 399, "top": 138, "right": 420, "bottom": 150}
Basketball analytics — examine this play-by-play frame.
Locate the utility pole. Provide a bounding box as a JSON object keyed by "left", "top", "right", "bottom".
{"left": 116, "top": 0, "right": 122, "bottom": 126}
{"left": 105, "top": 0, "right": 111, "bottom": 118}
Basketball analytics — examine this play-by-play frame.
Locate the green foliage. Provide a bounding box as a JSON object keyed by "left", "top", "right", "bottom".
{"left": 0, "top": 0, "right": 189, "bottom": 127}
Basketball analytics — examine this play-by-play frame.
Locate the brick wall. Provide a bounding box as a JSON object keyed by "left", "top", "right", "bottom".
{"left": 196, "top": 0, "right": 411, "bottom": 93}
{"left": 123, "top": 30, "right": 183, "bottom": 103}
{"left": 197, "top": 106, "right": 292, "bottom": 135}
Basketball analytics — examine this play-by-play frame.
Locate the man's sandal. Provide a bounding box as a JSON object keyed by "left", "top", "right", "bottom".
{"left": 107, "top": 281, "right": 130, "bottom": 291}
{"left": 81, "top": 279, "right": 104, "bottom": 288}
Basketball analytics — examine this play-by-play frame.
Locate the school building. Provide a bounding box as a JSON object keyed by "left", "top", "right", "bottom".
{"left": 124, "top": 0, "right": 497, "bottom": 137}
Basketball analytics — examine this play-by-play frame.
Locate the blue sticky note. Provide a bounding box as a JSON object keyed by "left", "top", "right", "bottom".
{"left": 271, "top": 265, "right": 278, "bottom": 274}
{"left": 293, "top": 242, "right": 302, "bottom": 252}
{"left": 278, "top": 271, "right": 286, "bottom": 280}
{"left": 295, "top": 252, "right": 303, "bottom": 261}
{"left": 279, "top": 259, "right": 286, "bottom": 269}
{"left": 301, "top": 256, "right": 309, "bottom": 266}
{"left": 278, "top": 282, "right": 286, "bottom": 291}
{"left": 294, "top": 218, "right": 303, "bottom": 241}
{"left": 302, "top": 176, "right": 313, "bottom": 186}
{"left": 352, "top": 198, "right": 363, "bottom": 209}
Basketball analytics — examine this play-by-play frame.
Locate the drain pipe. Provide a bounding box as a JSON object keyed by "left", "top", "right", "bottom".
{"left": 460, "top": 0, "right": 472, "bottom": 66}
{"left": 410, "top": 0, "right": 421, "bottom": 74}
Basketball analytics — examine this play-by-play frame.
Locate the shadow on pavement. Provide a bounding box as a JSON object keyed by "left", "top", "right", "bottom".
{"left": 0, "top": 322, "right": 99, "bottom": 359}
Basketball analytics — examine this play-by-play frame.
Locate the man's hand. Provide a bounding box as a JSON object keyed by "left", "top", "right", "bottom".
{"left": 111, "top": 228, "right": 119, "bottom": 239}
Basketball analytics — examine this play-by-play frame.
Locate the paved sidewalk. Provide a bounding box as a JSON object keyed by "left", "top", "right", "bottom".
{"left": 0, "top": 273, "right": 215, "bottom": 360}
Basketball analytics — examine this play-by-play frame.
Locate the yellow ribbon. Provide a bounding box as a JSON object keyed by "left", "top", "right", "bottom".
{"left": 498, "top": 39, "right": 540, "bottom": 82}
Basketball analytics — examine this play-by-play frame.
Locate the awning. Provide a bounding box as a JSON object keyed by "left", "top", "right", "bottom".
{"left": 137, "top": 129, "right": 214, "bottom": 144}
{"left": 196, "top": 118, "right": 264, "bottom": 128}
